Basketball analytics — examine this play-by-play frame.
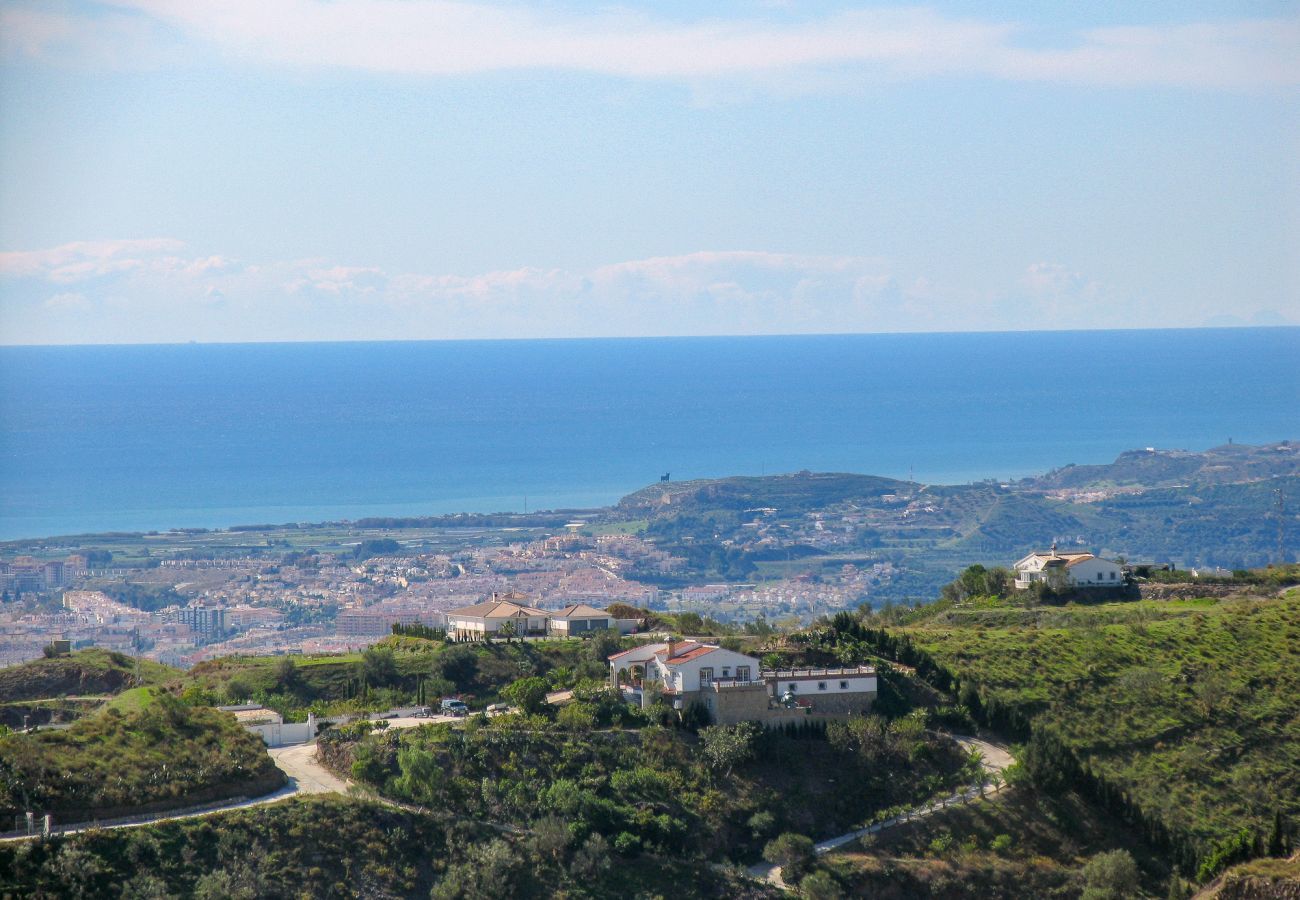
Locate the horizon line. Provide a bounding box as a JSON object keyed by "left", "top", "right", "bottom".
{"left": 2, "top": 322, "right": 1297, "bottom": 350}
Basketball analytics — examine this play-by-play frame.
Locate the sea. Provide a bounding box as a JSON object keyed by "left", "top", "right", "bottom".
{"left": 1, "top": 328, "right": 1297, "bottom": 541}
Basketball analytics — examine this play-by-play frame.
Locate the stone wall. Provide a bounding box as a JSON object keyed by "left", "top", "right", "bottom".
{"left": 710, "top": 683, "right": 771, "bottom": 726}
{"left": 801, "top": 691, "right": 875, "bottom": 715}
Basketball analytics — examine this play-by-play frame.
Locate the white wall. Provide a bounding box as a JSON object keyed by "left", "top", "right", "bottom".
{"left": 1067, "top": 558, "right": 1123, "bottom": 586}
{"left": 776, "top": 674, "right": 877, "bottom": 696}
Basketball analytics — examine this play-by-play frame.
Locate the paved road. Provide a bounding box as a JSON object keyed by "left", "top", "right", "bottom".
{"left": 0, "top": 711, "right": 465, "bottom": 842}
{"left": 747, "top": 733, "right": 1015, "bottom": 888}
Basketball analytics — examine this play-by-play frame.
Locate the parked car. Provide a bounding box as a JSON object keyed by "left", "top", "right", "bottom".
{"left": 440, "top": 698, "right": 469, "bottom": 717}
{"left": 486, "top": 703, "right": 509, "bottom": 716}
{"left": 412, "top": 706, "right": 434, "bottom": 718}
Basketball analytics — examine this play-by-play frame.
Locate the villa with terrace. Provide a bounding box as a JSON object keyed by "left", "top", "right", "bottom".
{"left": 609, "top": 640, "right": 877, "bottom": 727}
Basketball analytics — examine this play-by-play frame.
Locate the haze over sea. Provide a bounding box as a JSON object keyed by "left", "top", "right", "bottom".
{"left": 1, "top": 328, "right": 1297, "bottom": 541}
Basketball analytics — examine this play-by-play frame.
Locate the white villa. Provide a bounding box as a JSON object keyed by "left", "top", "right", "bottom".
{"left": 445, "top": 594, "right": 636, "bottom": 641}
{"left": 446, "top": 594, "right": 549, "bottom": 640}
{"left": 609, "top": 640, "right": 877, "bottom": 726}
{"left": 1013, "top": 546, "right": 1124, "bottom": 590}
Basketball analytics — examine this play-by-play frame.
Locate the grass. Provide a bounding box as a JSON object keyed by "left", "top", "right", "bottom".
{"left": 0, "top": 794, "right": 777, "bottom": 899}
{"left": 0, "top": 649, "right": 177, "bottom": 704}
{"left": 823, "top": 787, "right": 1170, "bottom": 898}
{"left": 0, "top": 690, "right": 283, "bottom": 821}
{"left": 892, "top": 589, "right": 1300, "bottom": 868}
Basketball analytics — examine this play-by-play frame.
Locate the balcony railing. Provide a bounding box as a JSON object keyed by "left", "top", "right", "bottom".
{"left": 763, "top": 665, "right": 875, "bottom": 679}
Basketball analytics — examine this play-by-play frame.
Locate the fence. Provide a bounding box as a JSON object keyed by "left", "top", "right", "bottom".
{"left": 0, "top": 794, "right": 255, "bottom": 842}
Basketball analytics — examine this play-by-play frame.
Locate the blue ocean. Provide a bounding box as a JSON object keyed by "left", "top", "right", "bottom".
{"left": 1, "top": 328, "right": 1297, "bottom": 540}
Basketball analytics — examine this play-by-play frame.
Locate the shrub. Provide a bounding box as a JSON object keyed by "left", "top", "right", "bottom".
{"left": 764, "top": 832, "right": 816, "bottom": 881}
{"left": 800, "top": 869, "right": 843, "bottom": 900}
{"left": 1080, "top": 849, "right": 1139, "bottom": 900}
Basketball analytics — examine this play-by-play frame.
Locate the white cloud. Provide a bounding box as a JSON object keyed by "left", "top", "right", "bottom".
{"left": 44, "top": 291, "right": 90, "bottom": 310}
{"left": 4, "top": 239, "right": 1292, "bottom": 344}
{"left": 0, "top": 238, "right": 188, "bottom": 283}
{"left": 3, "top": 1, "right": 1296, "bottom": 89}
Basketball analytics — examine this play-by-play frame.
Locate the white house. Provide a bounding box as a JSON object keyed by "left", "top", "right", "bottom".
{"left": 446, "top": 594, "right": 549, "bottom": 640}
{"left": 609, "top": 641, "right": 759, "bottom": 699}
{"left": 768, "top": 666, "right": 878, "bottom": 712}
{"left": 1014, "top": 546, "right": 1124, "bottom": 590}
{"left": 609, "top": 641, "right": 877, "bottom": 725}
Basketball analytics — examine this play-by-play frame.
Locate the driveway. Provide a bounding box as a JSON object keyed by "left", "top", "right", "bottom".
{"left": 747, "top": 733, "right": 1015, "bottom": 888}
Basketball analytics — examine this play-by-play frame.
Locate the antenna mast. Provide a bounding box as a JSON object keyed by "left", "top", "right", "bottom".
{"left": 1277, "top": 486, "right": 1287, "bottom": 566}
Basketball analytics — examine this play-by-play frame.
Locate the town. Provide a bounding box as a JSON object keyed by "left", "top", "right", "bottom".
{"left": 0, "top": 527, "right": 897, "bottom": 669}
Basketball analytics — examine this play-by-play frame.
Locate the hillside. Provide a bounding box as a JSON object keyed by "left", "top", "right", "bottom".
{"left": 618, "top": 470, "right": 907, "bottom": 517}
{"left": 179, "top": 635, "right": 611, "bottom": 719}
{"left": 1025, "top": 442, "right": 1300, "bottom": 491}
{"left": 610, "top": 442, "right": 1299, "bottom": 593}
{"left": 823, "top": 786, "right": 1172, "bottom": 898}
{"left": 0, "top": 648, "right": 177, "bottom": 703}
{"left": 0, "top": 794, "right": 775, "bottom": 899}
{"left": 852, "top": 588, "right": 1300, "bottom": 881}
{"left": 0, "top": 690, "right": 284, "bottom": 821}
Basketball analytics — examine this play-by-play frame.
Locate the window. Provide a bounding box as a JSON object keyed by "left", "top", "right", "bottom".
{"left": 788, "top": 683, "right": 797, "bottom": 692}
{"left": 737, "top": 666, "right": 751, "bottom": 682}
{"left": 818, "top": 682, "right": 827, "bottom": 691}
{"left": 840, "top": 681, "right": 849, "bottom": 690}
{"left": 722, "top": 667, "right": 730, "bottom": 678}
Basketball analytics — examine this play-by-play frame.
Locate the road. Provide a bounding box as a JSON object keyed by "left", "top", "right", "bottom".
{"left": 0, "top": 711, "right": 468, "bottom": 842}
{"left": 746, "top": 733, "right": 1015, "bottom": 888}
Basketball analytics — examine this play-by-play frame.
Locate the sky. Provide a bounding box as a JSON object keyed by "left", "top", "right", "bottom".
{"left": 0, "top": 0, "right": 1297, "bottom": 344}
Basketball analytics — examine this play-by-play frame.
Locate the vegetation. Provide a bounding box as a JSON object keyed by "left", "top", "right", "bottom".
{"left": 820, "top": 787, "right": 1172, "bottom": 898}
{"left": 0, "top": 649, "right": 177, "bottom": 704}
{"left": 320, "top": 706, "right": 974, "bottom": 865}
{"left": 845, "top": 574, "right": 1300, "bottom": 883}
{"left": 178, "top": 635, "right": 612, "bottom": 719}
{"left": 0, "top": 691, "right": 282, "bottom": 821}
{"left": 0, "top": 795, "right": 774, "bottom": 899}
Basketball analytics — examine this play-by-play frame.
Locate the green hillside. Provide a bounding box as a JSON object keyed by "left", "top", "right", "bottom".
{"left": 851, "top": 588, "right": 1300, "bottom": 881}
{"left": 0, "top": 649, "right": 177, "bottom": 703}
{"left": 0, "top": 690, "right": 284, "bottom": 821}
{"left": 0, "top": 795, "right": 775, "bottom": 899}
{"left": 619, "top": 471, "right": 907, "bottom": 517}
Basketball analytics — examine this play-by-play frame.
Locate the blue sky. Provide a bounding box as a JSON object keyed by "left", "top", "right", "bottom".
{"left": 1, "top": 1, "right": 1297, "bottom": 343}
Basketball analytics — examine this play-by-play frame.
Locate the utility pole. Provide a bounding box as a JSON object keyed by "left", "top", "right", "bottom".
{"left": 1277, "top": 486, "right": 1287, "bottom": 566}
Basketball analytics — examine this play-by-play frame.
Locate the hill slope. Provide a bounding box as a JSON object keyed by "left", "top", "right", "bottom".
{"left": 0, "top": 649, "right": 177, "bottom": 703}
{"left": 859, "top": 589, "right": 1300, "bottom": 880}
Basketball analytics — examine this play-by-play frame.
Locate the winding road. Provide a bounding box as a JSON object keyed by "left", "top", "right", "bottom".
{"left": 0, "top": 712, "right": 456, "bottom": 842}
{"left": 746, "top": 733, "right": 1015, "bottom": 889}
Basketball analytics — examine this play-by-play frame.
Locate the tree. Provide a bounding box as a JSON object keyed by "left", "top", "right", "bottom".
{"left": 570, "top": 833, "right": 612, "bottom": 879}
{"left": 361, "top": 646, "right": 398, "bottom": 687}
{"left": 699, "top": 722, "right": 760, "bottom": 777}
{"left": 497, "top": 620, "right": 518, "bottom": 643}
{"left": 1268, "top": 809, "right": 1291, "bottom": 857}
{"left": 435, "top": 645, "right": 479, "bottom": 690}
{"left": 676, "top": 612, "right": 704, "bottom": 634}
{"left": 503, "top": 676, "right": 549, "bottom": 715}
{"left": 679, "top": 700, "right": 712, "bottom": 731}
{"left": 800, "top": 869, "right": 843, "bottom": 900}
{"left": 272, "top": 656, "right": 298, "bottom": 690}
{"left": 588, "top": 629, "right": 622, "bottom": 663}
{"left": 764, "top": 833, "right": 816, "bottom": 882}
{"left": 1080, "top": 849, "right": 1140, "bottom": 900}
{"left": 527, "top": 815, "right": 571, "bottom": 864}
